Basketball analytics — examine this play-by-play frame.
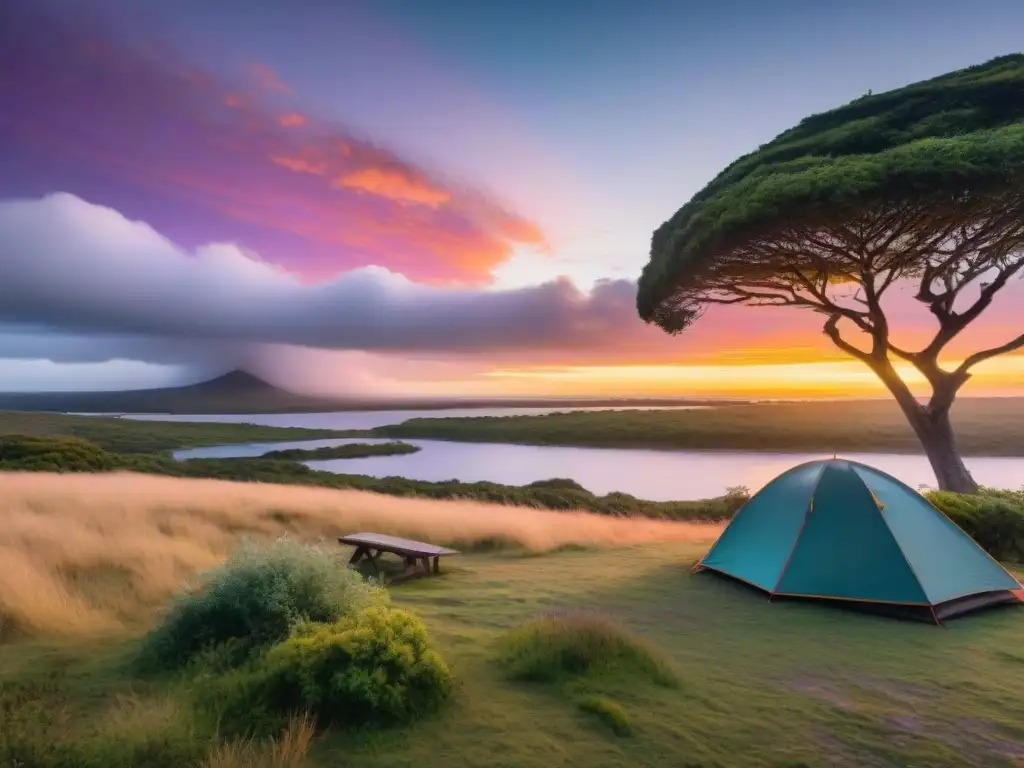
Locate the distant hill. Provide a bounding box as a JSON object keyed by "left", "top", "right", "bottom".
{"left": 0, "top": 370, "right": 348, "bottom": 414}
{"left": 0, "top": 370, "right": 747, "bottom": 415}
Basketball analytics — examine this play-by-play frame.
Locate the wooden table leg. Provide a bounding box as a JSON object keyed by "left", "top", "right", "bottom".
{"left": 367, "top": 549, "right": 382, "bottom": 576}
{"left": 432, "top": 556, "right": 440, "bottom": 574}
{"left": 348, "top": 546, "right": 368, "bottom": 565}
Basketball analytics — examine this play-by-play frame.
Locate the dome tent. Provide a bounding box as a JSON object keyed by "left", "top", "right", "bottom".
{"left": 694, "top": 459, "right": 1022, "bottom": 623}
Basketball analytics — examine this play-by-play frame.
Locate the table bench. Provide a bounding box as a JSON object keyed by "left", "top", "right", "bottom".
{"left": 338, "top": 532, "right": 459, "bottom": 579}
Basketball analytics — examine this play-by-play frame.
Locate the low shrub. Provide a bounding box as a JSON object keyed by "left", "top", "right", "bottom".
{"left": 207, "top": 607, "right": 452, "bottom": 735}
{"left": 927, "top": 488, "right": 1024, "bottom": 563}
{"left": 260, "top": 441, "right": 419, "bottom": 460}
{"left": 140, "top": 538, "right": 385, "bottom": 672}
{"left": 576, "top": 695, "right": 632, "bottom": 736}
{"left": 497, "top": 610, "right": 677, "bottom": 686}
{"left": 0, "top": 434, "right": 119, "bottom": 472}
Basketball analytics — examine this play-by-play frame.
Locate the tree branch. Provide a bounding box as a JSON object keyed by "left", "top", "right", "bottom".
{"left": 955, "top": 332, "right": 1024, "bottom": 376}
{"left": 823, "top": 314, "right": 872, "bottom": 362}
{"left": 919, "top": 257, "right": 1024, "bottom": 359}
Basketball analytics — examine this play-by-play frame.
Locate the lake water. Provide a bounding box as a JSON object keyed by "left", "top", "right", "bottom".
{"left": 174, "top": 437, "right": 1024, "bottom": 501}
{"left": 122, "top": 405, "right": 709, "bottom": 431}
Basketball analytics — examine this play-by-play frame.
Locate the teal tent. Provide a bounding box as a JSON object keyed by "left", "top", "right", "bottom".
{"left": 695, "top": 459, "right": 1022, "bottom": 622}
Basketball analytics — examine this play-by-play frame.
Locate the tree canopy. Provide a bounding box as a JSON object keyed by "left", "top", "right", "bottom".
{"left": 635, "top": 54, "right": 1024, "bottom": 492}
{"left": 636, "top": 54, "right": 1024, "bottom": 343}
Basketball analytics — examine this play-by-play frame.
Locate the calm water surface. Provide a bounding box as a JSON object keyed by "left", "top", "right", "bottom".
{"left": 174, "top": 437, "right": 1024, "bottom": 501}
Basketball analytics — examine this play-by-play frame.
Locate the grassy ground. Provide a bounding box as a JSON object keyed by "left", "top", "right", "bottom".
{"left": 377, "top": 397, "right": 1024, "bottom": 456}
{"left": 0, "top": 411, "right": 363, "bottom": 453}
{"left": 1, "top": 474, "right": 1022, "bottom": 767}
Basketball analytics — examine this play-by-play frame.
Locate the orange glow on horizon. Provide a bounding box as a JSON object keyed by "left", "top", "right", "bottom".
{"left": 479, "top": 354, "right": 1024, "bottom": 399}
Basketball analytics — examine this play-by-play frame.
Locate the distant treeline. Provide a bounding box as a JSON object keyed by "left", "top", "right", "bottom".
{"left": 374, "top": 398, "right": 1024, "bottom": 456}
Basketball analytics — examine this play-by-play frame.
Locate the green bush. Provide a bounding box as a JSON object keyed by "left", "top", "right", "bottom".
{"left": 208, "top": 607, "right": 452, "bottom": 735}
{"left": 927, "top": 488, "right": 1024, "bottom": 563}
{"left": 0, "top": 434, "right": 119, "bottom": 472}
{"left": 140, "top": 539, "right": 384, "bottom": 672}
{"left": 576, "top": 695, "right": 632, "bottom": 736}
{"left": 497, "top": 610, "right": 678, "bottom": 686}
{"left": 260, "top": 441, "right": 420, "bottom": 460}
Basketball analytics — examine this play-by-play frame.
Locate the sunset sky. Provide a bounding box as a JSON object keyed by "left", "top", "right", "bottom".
{"left": 1, "top": 0, "right": 1023, "bottom": 399}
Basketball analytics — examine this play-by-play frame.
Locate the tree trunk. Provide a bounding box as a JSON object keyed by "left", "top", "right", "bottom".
{"left": 910, "top": 408, "right": 980, "bottom": 494}
{"left": 870, "top": 359, "right": 979, "bottom": 494}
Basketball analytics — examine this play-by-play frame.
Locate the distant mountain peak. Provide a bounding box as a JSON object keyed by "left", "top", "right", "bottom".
{"left": 198, "top": 369, "right": 281, "bottom": 389}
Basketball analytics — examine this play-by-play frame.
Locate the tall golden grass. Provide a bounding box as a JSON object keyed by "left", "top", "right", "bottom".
{"left": 201, "top": 713, "right": 315, "bottom": 768}
{"left": 0, "top": 472, "right": 722, "bottom": 638}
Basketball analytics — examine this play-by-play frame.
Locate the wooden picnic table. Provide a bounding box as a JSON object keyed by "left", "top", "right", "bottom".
{"left": 338, "top": 532, "right": 459, "bottom": 579}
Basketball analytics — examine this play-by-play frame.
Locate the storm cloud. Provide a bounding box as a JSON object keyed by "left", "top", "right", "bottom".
{"left": 0, "top": 194, "right": 656, "bottom": 360}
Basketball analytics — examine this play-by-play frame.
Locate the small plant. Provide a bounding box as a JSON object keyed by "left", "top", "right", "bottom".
{"left": 723, "top": 485, "right": 751, "bottom": 514}
{"left": 497, "top": 610, "right": 678, "bottom": 686}
{"left": 577, "top": 695, "right": 632, "bottom": 736}
{"left": 139, "top": 538, "right": 385, "bottom": 672}
{"left": 202, "top": 713, "right": 315, "bottom": 768}
{"left": 207, "top": 606, "right": 453, "bottom": 735}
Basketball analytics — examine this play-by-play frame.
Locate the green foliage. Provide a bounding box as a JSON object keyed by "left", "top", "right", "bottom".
{"left": 1, "top": 542, "right": 1023, "bottom": 767}
{"left": 206, "top": 607, "right": 452, "bottom": 736}
{"left": 576, "top": 695, "right": 633, "bottom": 736}
{"left": 0, "top": 675, "right": 204, "bottom": 768}
{"left": 497, "top": 611, "right": 678, "bottom": 686}
{"left": 637, "top": 54, "right": 1024, "bottom": 322}
{"left": 927, "top": 488, "right": 1024, "bottom": 563}
{"left": 0, "top": 410, "right": 359, "bottom": 453}
{"left": 0, "top": 434, "right": 120, "bottom": 472}
{"left": 140, "top": 539, "right": 385, "bottom": 672}
{"left": 378, "top": 398, "right": 1024, "bottom": 457}
{"left": 259, "top": 440, "right": 420, "bottom": 460}
{"left": 526, "top": 477, "right": 590, "bottom": 492}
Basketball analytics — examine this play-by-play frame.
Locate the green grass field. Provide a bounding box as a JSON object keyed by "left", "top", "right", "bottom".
{"left": 0, "top": 411, "right": 362, "bottom": 453}
{"left": 2, "top": 543, "right": 1022, "bottom": 767}
{"left": 377, "top": 397, "right": 1024, "bottom": 455}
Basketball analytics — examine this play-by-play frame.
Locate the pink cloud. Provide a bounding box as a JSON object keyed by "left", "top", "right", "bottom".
{"left": 278, "top": 112, "right": 306, "bottom": 127}
{"left": 248, "top": 62, "right": 290, "bottom": 93}
{"left": 0, "top": 4, "right": 546, "bottom": 285}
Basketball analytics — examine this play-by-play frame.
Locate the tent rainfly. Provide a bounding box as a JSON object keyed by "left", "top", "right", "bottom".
{"left": 694, "top": 459, "right": 1023, "bottom": 623}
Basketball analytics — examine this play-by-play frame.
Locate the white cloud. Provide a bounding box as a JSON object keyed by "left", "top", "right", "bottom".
{"left": 0, "top": 193, "right": 654, "bottom": 354}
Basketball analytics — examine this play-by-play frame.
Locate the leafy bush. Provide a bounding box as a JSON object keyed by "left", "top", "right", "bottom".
{"left": 577, "top": 695, "right": 632, "bottom": 736}
{"left": 0, "top": 434, "right": 119, "bottom": 472}
{"left": 260, "top": 441, "right": 419, "bottom": 460}
{"left": 497, "top": 610, "right": 677, "bottom": 686}
{"left": 208, "top": 607, "right": 452, "bottom": 735}
{"left": 140, "top": 539, "right": 384, "bottom": 672}
{"left": 526, "top": 478, "right": 590, "bottom": 492}
{"left": 927, "top": 488, "right": 1024, "bottom": 563}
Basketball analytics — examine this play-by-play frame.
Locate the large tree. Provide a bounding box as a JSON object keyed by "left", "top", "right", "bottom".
{"left": 637, "top": 55, "right": 1024, "bottom": 493}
